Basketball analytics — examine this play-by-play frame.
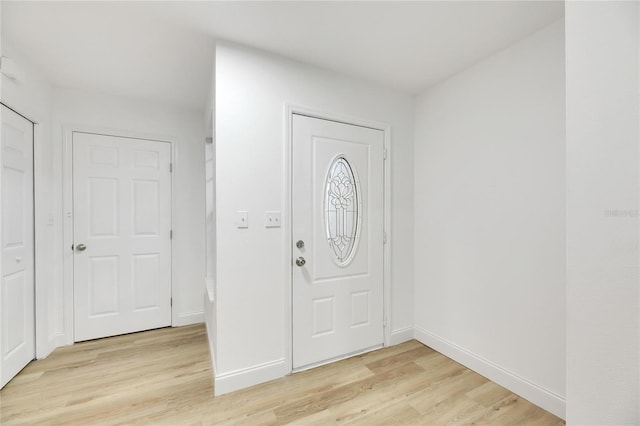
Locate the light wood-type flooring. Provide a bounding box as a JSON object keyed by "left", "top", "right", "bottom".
{"left": 0, "top": 324, "right": 564, "bottom": 425}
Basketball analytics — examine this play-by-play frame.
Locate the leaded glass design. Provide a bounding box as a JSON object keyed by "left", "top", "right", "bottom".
{"left": 324, "top": 156, "right": 361, "bottom": 266}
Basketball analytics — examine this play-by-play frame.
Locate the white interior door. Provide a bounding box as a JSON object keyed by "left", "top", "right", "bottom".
{"left": 73, "top": 132, "right": 172, "bottom": 342}
{"left": 292, "top": 114, "right": 384, "bottom": 369}
{"left": 1, "top": 105, "right": 35, "bottom": 388}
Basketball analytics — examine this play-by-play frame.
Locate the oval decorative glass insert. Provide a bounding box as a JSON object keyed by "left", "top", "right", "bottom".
{"left": 324, "top": 156, "right": 361, "bottom": 266}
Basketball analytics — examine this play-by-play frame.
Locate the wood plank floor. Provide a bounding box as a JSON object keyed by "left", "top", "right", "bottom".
{"left": 0, "top": 324, "right": 564, "bottom": 425}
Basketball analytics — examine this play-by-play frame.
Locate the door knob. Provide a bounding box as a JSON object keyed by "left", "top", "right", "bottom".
{"left": 295, "top": 257, "right": 306, "bottom": 267}
{"left": 76, "top": 243, "right": 87, "bottom": 252}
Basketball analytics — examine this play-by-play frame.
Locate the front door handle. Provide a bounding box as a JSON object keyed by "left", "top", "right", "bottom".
{"left": 76, "top": 243, "right": 87, "bottom": 252}
{"left": 295, "top": 257, "right": 306, "bottom": 267}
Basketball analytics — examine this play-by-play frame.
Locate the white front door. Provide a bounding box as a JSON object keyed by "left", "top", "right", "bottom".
{"left": 292, "top": 114, "right": 384, "bottom": 369}
{"left": 1, "top": 105, "right": 35, "bottom": 388}
{"left": 73, "top": 132, "right": 172, "bottom": 342}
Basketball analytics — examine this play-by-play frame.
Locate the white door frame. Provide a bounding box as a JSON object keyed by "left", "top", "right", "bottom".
{"left": 62, "top": 125, "right": 176, "bottom": 344}
{"left": 284, "top": 105, "right": 392, "bottom": 373}
{"left": 0, "top": 102, "right": 49, "bottom": 362}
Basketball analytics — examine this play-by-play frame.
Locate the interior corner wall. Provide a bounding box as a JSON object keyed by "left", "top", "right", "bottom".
{"left": 413, "top": 20, "right": 566, "bottom": 418}
{"left": 214, "top": 43, "right": 414, "bottom": 394}
{"left": 565, "top": 2, "right": 640, "bottom": 424}
{"left": 51, "top": 89, "right": 207, "bottom": 337}
{"left": 1, "top": 37, "right": 58, "bottom": 359}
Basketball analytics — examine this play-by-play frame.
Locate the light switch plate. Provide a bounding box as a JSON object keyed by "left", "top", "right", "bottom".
{"left": 265, "top": 211, "right": 281, "bottom": 228}
{"left": 236, "top": 211, "right": 248, "bottom": 228}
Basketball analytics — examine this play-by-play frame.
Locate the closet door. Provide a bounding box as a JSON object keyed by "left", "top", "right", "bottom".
{"left": 1, "top": 105, "right": 35, "bottom": 389}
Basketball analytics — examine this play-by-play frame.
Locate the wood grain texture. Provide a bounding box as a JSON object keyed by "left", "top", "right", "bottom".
{"left": 0, "top": 324, "right": 564, "bottom": 425}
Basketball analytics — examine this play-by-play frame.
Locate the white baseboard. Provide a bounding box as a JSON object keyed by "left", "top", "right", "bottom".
{"left": 175, "top": 311, "right": 204, "bottom": 326}
{"left": 390, "top": 326, "right": 414, "bottom": 345}
{"left": 36, "top": 332, "right": 66, "bottom": 360}
{"left": 215, "top": 358, "right": 287, "bottom": 395}
{"left": 413, "top": 326, "right": 566, "bottom": 420}
{"left": 52, "top": 332, "right": 67, "bottom": 350}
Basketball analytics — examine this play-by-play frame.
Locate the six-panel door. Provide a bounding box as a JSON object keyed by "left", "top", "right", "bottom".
{"left": 292, "top": 114, "right": 384, "bottom": 369}
{"left": 1, "top": 105, "right": 35, "bottom": 388}
{"left": 73, "top": 132, "right": 172, "bottom": 342}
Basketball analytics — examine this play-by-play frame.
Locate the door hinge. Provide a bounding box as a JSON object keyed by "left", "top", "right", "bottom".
{"left": 383, "top": 147, "right": 387, "bottom": 160}
{"left": 383, "top": 317, "right": 388, "bottom": 328}
{"left": 169, "top": 163, "right": 173, "bottom": 173}
{"left": 383, "top": 231, "right": 387, "bottom": 244}
{"left": 170, "top": 230, "right": 173, "bottom": 240}
{"left": 170, "top": 297, "right": 173, "bottom": 307}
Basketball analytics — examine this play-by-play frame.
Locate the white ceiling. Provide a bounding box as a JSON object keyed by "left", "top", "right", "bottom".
{"left": 2, "top": 1, "right": 564, "bottom": 110}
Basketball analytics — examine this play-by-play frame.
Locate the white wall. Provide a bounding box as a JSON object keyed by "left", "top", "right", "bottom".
{"left": 413, "top": 21, "right": 566, "bottom": 418}
{"left": 214, "top": 43, "right": 414, "bottom": 394}
{"left": 1, "top": 37, "right": 59, "bottom": 358}
{"left": 565, "top": 2, "right": 640, "bottom": 424}
{"left": 51, "top": 89, "right": 207, "bottom": 340}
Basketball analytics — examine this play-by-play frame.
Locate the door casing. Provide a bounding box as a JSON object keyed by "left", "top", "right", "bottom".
{"left": 285, "top": 105, "right": 392, "bottom": 373}
{"left": 62, "top": 126, "right": 176, "bottom": 344}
